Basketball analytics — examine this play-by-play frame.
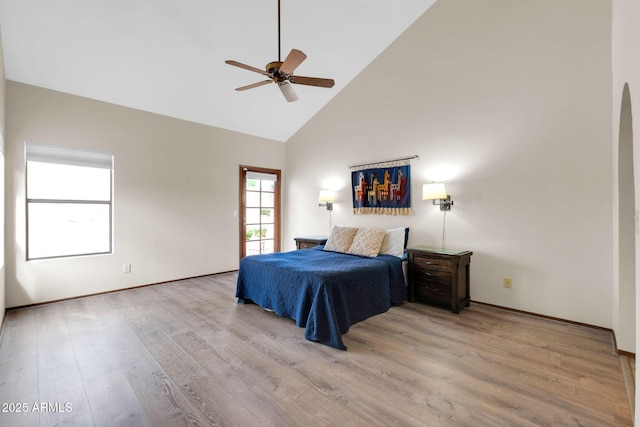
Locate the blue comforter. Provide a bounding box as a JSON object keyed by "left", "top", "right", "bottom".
{"left": 236, "top": 247, "right": 406, "bottom": 350}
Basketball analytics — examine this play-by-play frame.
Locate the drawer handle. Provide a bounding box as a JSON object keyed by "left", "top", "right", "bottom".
{"left": 424, "top": 272, "right": 438, "bottom": 277}
{"left": 426, "top": 287, "right": 439, "bottom": 292}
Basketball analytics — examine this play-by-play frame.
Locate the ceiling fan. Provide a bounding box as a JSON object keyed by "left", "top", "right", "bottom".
{"left": 225, "top": 0, "right": 335, "bottom": 102}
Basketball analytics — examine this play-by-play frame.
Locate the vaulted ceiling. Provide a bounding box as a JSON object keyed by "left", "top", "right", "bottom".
{"left": 0, "top": 0, "right": 437, "bottom": 142}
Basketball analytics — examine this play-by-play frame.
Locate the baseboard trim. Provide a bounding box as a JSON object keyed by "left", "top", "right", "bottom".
{"left": 472, "top": 300, "right": 609, "bottom": 329}
{"left": 6, "top": 270, "right": 239, "bottom": 312}
{"left": 472, "top": 300, "right": 636, "bottom": 358}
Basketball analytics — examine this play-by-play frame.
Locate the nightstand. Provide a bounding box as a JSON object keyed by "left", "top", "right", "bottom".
{"left": 406, "top": 246, "right": 473, "bottom": 314}
{"left": 294, "top": 236, "right": 328, "bottom": 250}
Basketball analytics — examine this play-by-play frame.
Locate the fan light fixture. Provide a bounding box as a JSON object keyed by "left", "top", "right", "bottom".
{"left": 278, "top": 81, "right": 299, "bottom": 102}
{"left": 422, "top": 183, "right": 453, "bottom": 211}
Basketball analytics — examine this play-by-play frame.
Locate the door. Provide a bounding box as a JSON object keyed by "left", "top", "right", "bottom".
{"left": 239, "top": 165, "right": 281, "bottom": 259}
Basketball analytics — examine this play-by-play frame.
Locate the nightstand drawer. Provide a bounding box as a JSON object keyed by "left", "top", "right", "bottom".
{"left": 412, "top": 255, "right": 452, "bottom": 272}
{"left": 413, "top": 269, "right": 451, "bottom": 285}
{"left": 414, "top": 281, "right": 451, "bottom": 303}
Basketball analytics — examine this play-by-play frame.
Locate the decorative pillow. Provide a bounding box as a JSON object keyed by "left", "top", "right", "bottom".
{"left": 379, "top": 227, "right": 408, "bottom": 258}
{"left": 347, "top": 228, "right": 387, "bottom": 257}
{"left": 323, "top": 226, "right": 358, "bottom": 253}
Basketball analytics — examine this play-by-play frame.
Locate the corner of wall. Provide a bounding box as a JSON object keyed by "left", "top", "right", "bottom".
{"left": 0, "top": 21, "right": 8, "bottom": 325}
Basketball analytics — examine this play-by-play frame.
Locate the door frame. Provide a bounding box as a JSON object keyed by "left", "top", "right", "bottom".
{"left": 239, "top": 165, "right": 282, "bottom": 260}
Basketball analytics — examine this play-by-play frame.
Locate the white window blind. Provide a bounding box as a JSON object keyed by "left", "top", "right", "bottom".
{"left": 246, "top": 171, "right": 277, "bottom": 181}
{"left": 26, "top": 141, "right": 113, "bottom": 169}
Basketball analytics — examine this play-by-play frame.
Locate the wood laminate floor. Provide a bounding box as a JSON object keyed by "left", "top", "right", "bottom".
{"left": 0, "top": 273, "right": 632, "bottom": 426}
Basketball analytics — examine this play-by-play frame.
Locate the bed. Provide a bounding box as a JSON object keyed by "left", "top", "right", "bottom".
{"left": 235, "top": 227, "right": 408, "bottom": 350}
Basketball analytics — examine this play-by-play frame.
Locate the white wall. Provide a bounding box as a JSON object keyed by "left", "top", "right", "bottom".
{"left": 0, "top": 24, "right": 5, "bottom": 326}
{"left": 284, "top": 0, "right": 613, "bottom": 327}
{"left": 612, "top": 0, "right": 640, "bottom": 419}
{"left": 0, "top": 0, "right": 620, "bottom": 345}
{"left": 5, "top": 82, "right": 285, "bottom": 307}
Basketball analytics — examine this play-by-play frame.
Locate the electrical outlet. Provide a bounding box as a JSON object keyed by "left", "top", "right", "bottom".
{"left": 123, "top": 264, "right": 131, "bottom": 273}
{"left": 503, "top": 277, "right": 511, "bottom": 288}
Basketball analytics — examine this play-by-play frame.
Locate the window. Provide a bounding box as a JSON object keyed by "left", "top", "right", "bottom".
{"left": 26, "top": 142, "right": 113, "bottom": 260}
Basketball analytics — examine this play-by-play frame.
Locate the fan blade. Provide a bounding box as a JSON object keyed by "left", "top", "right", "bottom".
{"left": 225, "top": 60, "right": 271, "bottom": 77}
{"left": 279, "top": 49, "right": 307, "bottom": 75}
{"left": 235, "top": 80, "right": 272, "bottom": 91}
{"left": 290, "top": 75, "right": 335, "bottom": 88}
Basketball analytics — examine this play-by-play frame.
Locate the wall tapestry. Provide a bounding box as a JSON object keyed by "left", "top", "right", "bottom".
{"left": 351, "top": 159, "right": 411, "bottom": 215}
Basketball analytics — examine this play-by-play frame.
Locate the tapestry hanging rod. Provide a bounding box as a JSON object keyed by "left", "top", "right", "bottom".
{"left": 348, "top": 154, "right": 420, "bottom": 169}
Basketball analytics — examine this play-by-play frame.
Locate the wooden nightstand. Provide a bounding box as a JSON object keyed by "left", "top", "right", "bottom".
{"left": 406, "top": 246, "right": 473, "bottom": 314}
{"left": 294, "top": 236, "right": 328, "bottom": 250}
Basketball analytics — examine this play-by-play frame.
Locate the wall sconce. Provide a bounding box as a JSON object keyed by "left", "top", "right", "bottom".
{"left": 422, "top": 182, "right": 453, "bottom": 211}
{"left": 318, "top": 190, "right": 335, "bottom": 211}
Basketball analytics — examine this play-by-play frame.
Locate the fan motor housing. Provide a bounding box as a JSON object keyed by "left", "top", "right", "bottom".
{"left": 266, "top": 61, "right": 286, "bottom": 81}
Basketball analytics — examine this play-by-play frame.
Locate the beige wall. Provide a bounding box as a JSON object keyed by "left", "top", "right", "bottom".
{"left": 0, "top": 25, "right": 5, "bottom": 326}
{"left": 0, "top": 0, "right": 622, "bottom": 358}
{"left": 5, "top": 82, "right": 284, "bottom": 307}
{"left": 284, "top": 0, "right": 613, "bottom": 327}
{"left": 612, "top": 0, "right": 640, "bottom": 418}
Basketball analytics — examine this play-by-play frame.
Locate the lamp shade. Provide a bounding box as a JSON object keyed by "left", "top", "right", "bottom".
{"left": 318, "top": 190, "right": 336, "bottom": 203}
{"left": 422, "top": 183, "right": 447, "bottom": 200}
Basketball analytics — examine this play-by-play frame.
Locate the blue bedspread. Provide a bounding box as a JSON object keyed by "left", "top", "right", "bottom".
{"left": 236, "top": 247, "right": 405, "bottom": 350}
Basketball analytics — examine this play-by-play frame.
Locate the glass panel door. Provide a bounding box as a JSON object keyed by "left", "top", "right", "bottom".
{"left": 240, "top": 166, "right": 281, "bottom": 258}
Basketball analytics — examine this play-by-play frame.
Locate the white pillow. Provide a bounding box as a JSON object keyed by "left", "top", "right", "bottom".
{"left": 379, "top": 227, "right": 407, "bottom": 258}
{"left": 347, "top": 228, "right": 386, "bottom": 257}
{"left": 323, "top": 226, "right": 358, "bottom": 253}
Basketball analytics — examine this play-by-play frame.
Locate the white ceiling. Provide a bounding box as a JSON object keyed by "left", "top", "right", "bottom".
{"left": 0, "top": 0, "right": 437, "bottom": 142}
